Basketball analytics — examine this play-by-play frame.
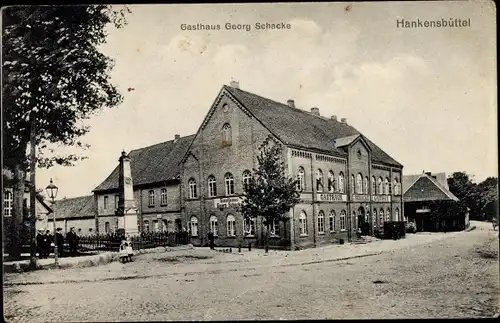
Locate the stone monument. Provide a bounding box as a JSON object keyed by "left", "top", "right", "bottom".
{"left": 117, "top": 151, "right": 139, "bottom": 236}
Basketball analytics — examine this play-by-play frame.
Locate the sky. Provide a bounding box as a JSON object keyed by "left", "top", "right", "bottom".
{"left": 34, "top": 1, "right": 497, "bottom": 199}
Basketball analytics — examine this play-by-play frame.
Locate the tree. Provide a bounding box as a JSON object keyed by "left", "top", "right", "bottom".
{"left": 2, "top": 5, "right": 130, "bottom": 259}
{"left": 447, "top": 171, "right": 480, "bottom": 218}
{"left": 240, "top": 137, "right": 301, "bottom": 253}
{"left": 476, "top": 177, "right": 498, "bottom": 221}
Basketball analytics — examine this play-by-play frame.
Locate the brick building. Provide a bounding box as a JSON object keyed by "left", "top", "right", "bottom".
{"left": 93, "top": 83, "right": 404, "bottom": 249}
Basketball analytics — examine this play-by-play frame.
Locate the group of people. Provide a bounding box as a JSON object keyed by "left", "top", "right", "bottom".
{"left": 36, "top": 227, "right": 80, "bottom": 258}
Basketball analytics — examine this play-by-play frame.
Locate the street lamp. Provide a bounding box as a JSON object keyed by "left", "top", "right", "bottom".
{"left": 45, "top": 178, "right": 59, "bottom": 266}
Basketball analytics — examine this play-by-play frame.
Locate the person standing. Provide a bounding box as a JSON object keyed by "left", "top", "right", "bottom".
{"left": 66, "top": 227, "right": 78, "bottom": 256}
{"left": 55, "top": 228, "right": 64, "bottom": 257}
{"left": 36, "top": 231, "right": 44, "bottom": 258}
{"left": 208, "top": 231, "right": 215, "bottom": 250}
{"left": 44, "top": 230, "right": 51, "bottom": 258}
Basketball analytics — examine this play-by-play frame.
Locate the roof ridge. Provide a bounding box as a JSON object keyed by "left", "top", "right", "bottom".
{"left": 129, "top": 134, "right": 196, "bottom": 154}
{"left": 425, "top": 174, "right": 459, "bottom": 201}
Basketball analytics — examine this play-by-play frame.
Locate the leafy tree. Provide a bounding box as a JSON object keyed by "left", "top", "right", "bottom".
{"left": 476, "top": 177, "right": 498, "bottom": 221}
{"left": 240, "top": 137, "right": 301, "bottom": 253}
{"left": 447, "top": 171, "right": 480, "bottom": 217}
{"left": 2, "top": 5, "right": 129, "bottom": 258}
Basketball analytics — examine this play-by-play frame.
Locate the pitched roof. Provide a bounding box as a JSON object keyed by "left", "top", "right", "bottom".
{"left": 93, "top": 135, "right": 195, "bottom": 192}
{"left": 224, "top": 86, "right": 402, "bottom": 167}
{"left": 335, "top": 134, "right": 361, "bottom": 148}
{"left": 403, "top": 173, "right": 459, "bottom": 202}
{"left": 52, "top": 195, "right": 96, "bottom": 219}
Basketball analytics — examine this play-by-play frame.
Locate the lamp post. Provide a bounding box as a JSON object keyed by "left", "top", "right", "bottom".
{"left": 45, "top": 178, "right": 59, "bottom": 266}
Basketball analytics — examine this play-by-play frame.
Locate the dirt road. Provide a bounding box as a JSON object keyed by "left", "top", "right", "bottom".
{"left": 3, "top": 223, "right": 498, "bottom": 321}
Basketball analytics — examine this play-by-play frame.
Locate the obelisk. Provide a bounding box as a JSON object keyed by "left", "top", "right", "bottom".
{"left": 117, "top": 151, "right": 139, "bottom": 236}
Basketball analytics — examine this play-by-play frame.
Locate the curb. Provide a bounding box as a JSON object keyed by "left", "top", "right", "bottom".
{"left": 3, "top": 244, "right": 194, "bottom": 273}
{"left": 465, "top": 226, "right": 477, "bottom": 232}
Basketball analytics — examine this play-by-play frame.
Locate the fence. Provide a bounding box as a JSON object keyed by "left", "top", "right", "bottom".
{"left": 78, "top": 231, "right": 190, "bottom": 253}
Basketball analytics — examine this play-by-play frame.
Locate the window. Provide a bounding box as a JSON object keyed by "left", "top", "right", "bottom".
{"left": 188, "top": 178, "right": 197, "bottom": 199}
{"left": 242, "top": 170, "right": 251, "bottom": 188}
{"left": 148, "top": 190, "right": 155, "bottom": 206}
{"left": 379, "top": 208, "right": 384, "bottom": 227}
{"left": 89, "top": 228, "right": 93, "bottom": 232}
{"left": 105, "top": 222, "right": 110, "bottom": 234}
{"left": 103, "top": 196, "right": 109, "bottom": 209}
{"left": 299, "top": 211, "right": 308, "bottom": 236}
{"left": 190, "top": 216, "right": 198, "bottom": 237}
{"left": 153, "top": 220, "right": 159, "bottom": 232}
{"left": 143, "top": 220, "right": 150, "bottom": 233}
{"left": 3, "top": 190, "right": 13, "bottom": 217}
{"left": 114, "top": 195, "right": 119, "bottom": 209}
{"left": 338, "top": 172, "right": 345, "bottom": 193}
{"left": 317, "top": 211, "right": 325, "bottom": 234}
{"left": 244, "top": 217, "right": 256, "bottom": 237}
{"left": 356, "top": 173, "right": 363, "bottom": 194}
{"left": 394, "top": 178, "right": 399, "bottom": 195}
{"left": 270, "top": 219, "right": 280, "bottom": 237}
{"left": 363, "top": 177, "right": 369, "bottom": 194}
{"left": 384, "top": 178, "right": 389, "bottom": 195}
{"left": 395, "top": 208, "right": 400, "bottom": 221}
{"left": 329, "top": 210, "right": 336, "bottom": 232}
{"left": 351, "top": 175, "right": 355, "bottom": 194}
{"left": 386, "top": 209, "right": 391, "bottom": 222}
{"left": 316, "top": 169, "right": 324, "bottom": 192}
{"left": 378, "top": 177, "right": 383, "bottom": 195}
{"left": 227, "top": 214, "right": 236, "bottom": 237}
{"left": 328, "top": 171, "right": 335, "bottom": 192}
{"left": 373, "top": 209, "right": 377, "bottom": 228}
{"left": 209, "top": 215, "right": 218, "bottom": 236}
{"left": 297, "top": 167, "right": 305, "bottom": 191}
{"left": 160, "top": 188, "right": 167, "bottom": 205}
{"left": 371, "top": 176, "right": 376, "bottom": 195}
{"left": 208, "top": 176, "right": 217, "bottom": 197}
{"left": 340, "top": 210, "right": 346, "bottom": 231}
{"left": 221, "top": 123, "right": 232, "bottom": 146}
{"left": 225, "top": 173, "right": 235, "bottom": 195}
{"left": 352, "top": 211, "right": 357, "bottom": 230}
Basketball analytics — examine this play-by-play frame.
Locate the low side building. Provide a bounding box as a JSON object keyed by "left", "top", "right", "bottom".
{"left": 45, "top": 195, "right": 97, "bottom": 235}
{"left": 403, "top": 172, "right": 469, "bottom": 232}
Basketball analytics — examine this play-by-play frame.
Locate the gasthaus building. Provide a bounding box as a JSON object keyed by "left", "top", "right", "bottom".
{"left": 93, "top": 82, "right": 404, "bottom": 250}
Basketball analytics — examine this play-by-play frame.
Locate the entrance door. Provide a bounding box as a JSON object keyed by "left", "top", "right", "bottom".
{"left": 358, "top": 207, "right": 368, "bottom": 235}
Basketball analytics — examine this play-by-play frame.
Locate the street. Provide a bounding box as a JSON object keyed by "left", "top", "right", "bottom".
{"left": 3, "top": 221, "right": 499, "bottom": 321}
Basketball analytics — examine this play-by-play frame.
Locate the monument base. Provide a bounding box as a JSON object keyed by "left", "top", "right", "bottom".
{"left": 117, "top": 209, "right": 139, "bottom": 237}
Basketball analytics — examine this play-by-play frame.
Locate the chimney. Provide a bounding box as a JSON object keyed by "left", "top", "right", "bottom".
{"left": 331, "top": 115, "right": 337, "bottom": 121}
{"left": 287, "top": 99, "right": 295, "bottom": 109}
{"left": 174, "top": 134, "right": 180, "bottom": 143}
{"left": 425, "top": 172, "right": 432, "bottom": 177}
{"left": 229, "top": 80, "right": 240, "bottom": 89}
{"left": 310, "top": 107, "right": 320, "bottom": 116}
{"left": 341, "top": 118, "right": 347, "bottom": 123}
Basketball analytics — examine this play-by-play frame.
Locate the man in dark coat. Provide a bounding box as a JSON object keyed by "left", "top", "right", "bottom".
{"left": 55, "top": 228, "right": 64, "bottom": 257}
{"left": 36, "top": 231, "right": 44, "bottom": 258}
{"left": 208, "top": 231, "right": 215, "bottom": 250}
{"left": 66, "top": 227, "right": 79, "bottom": 256}
{"left": 43, "top": 230, "right": 51, "bottom": 258}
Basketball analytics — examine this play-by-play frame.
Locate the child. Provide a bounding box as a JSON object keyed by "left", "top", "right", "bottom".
{"left": 126, "top": 239, "right": 134, "bottom": 262}
{"left": 119, "top": 240, "right": 130, "bottom": 263}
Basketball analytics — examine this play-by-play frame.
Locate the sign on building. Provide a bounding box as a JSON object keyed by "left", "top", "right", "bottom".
{"left": 214, "top": 197, "right": 242, "bottom": 209}
{"left": 317, "top": 193, "right": 347, "bottom": 202}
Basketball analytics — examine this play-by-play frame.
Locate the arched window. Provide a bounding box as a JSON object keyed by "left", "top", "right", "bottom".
{"left": 244, "top": 217, "right": 256, "bottom": 237}
{"left": 356, "top": 173, "right": 363, "bottom": 194}
{"left": 328, "top": 171, "right": 335, "bottom": 192}
{"left": 371, "top": 176, "right": 376, "bottom": 195}
{"left": 242, "top": 170, "right": 251, "bottom": 188}
{"left": 270, "top": 219, "right": 280, "bottom": 236}
{"left": 225, "top": 173, "right": 234, "bottom": 195}
{"left": 209, "top": 215, "right": 218, "bottom": 236}
{"left": 208, "top": 175, "right": 217, "bottom": 197}
{"left": 394, "top": 178, "right": 399, "bottom": 195}
{"left": 103, "top": 196, "right": 109, "bottom": 209}
{"left": 148, "top": 190, "right": 155, "bottom": 206}
{"left": 363, "top": 176, "right": 369, "bottom": 194}
{"left": 378, "top": 177, "right": 383, "bottom": 195}
{"left": 297, "top": 167, "right": 305, "bottom": 191}
{"left": 329, "top": 210, "right": 336, "bottom": 232}
{"left": 386, "top": 209, "right": 391, "bottom": 222}
{"left": 3, "top": 190, "right": 13, "bottom": 217}
{"left": 317, "top": 210, "right": 325, "bottom": 234}
{"left": 395, "top": 208, "right": 400, "bottom": 221}
{"left": 188, "top": 178, "right": 197, "bottom": 199}
{"left": 189, "top": 216, "right": 198, "bottom": 237}
{"left": 372, "top": 209, "right": 377, "bottom": 228}
{"left": 338, "top": 172, "right": 345, "bottom": 193}
{"left": 160, "top": 188, "right": 167, "bottom": 205}
{"left": 226, "top": 214, "right": 236, "bottom": 236}
{"left": 153, "top": 220, "right": 159, "bottom": 232}
{"left": 105, "top": 221, "right": 110, "bottom": 234}
{"left": 384, "top": 178, "right": 390, "bottom": 195}
{"left": 351, "top": 175, "right": 355, "bottom": 194}
{"left": 221, "top": 123, "right": 232, "bottom": 146}
{"left": 316, "top": 169, "right": 324, "bottom": 192}
{"left": 339, "top": 210, "right": 347, "bottom": 231}
{"left": 352, "top": 210, "right": 357, "bottom": 230}
{"left": 379, "top": 208, "right": 384, "bottom": 228}
{"left": 299, "top": 211, "right": 308, "bottom": 236}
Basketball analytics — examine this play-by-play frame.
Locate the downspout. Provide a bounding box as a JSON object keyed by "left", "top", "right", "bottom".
{"left": 94, "top": 194, "right": 99, "bottom": 233}
{"left": 346, "top": 153, "right": 352, "bottom": 243}
{"left": 390, "top": 167, "right": 393, "bottom": 221}
{"left": 140, "top": 189, "right": 143, "bottom": 232}
{"left": 199, "top": 132, "right": 206, "bottom": 247}
{"left": 310, "top": 153, "right": 316, "bottom": 247}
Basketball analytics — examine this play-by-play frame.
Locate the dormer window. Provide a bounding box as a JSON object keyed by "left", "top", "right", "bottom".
{"left": 221, "top": 123, "right": 232, "bottom": 146}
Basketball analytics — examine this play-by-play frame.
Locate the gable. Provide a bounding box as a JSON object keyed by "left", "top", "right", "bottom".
{"left": 404, "top": 176, "right": 457, "bottom": 202}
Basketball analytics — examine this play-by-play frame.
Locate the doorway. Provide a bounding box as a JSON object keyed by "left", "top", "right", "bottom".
{"left": 358, "top": 207, "right": 369, "bottom": 235}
